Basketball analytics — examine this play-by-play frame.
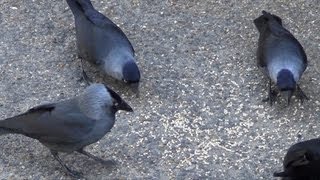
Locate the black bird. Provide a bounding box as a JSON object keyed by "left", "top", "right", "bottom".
{"left": 274, "top": 138, "right": 320, "bottom": 179}
{"left": 66, "top": 0, "right": 141, "bottom": 94}
{"left": 254, "top": 10, "right": 308, "bottom": 105}
{"left": 0, "top": 84, "right": 133, "bottom": 178}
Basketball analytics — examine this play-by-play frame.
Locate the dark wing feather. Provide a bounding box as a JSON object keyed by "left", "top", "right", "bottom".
{"left": 78, "top": 1, "right": 135, "bottom": 53}
{"left": 0, "top": 102, "right": 95, "bottom": 144}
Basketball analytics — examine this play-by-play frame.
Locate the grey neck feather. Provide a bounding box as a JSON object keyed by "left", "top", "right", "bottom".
{"left": 102, "top": 48, "right": 134, "bottom": 80}
{"left": 77, "top": 84, "right": 113, "bottom": 120}
{"left": 267, "top": 56, "right": 303, "bottom": 83}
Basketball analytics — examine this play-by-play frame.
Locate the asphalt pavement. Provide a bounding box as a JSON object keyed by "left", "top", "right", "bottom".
{"left": 0, "top": 0, "right": 319, "bottom": 179}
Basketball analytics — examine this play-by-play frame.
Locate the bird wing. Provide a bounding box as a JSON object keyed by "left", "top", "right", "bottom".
{"left": 78, "top": 0, "right": 135, "bottom": 54}
{"left": 0, "top": 102, "right": 95, "bottom": 144}
{"left": 256, "top": 28, "right": 307, "bottom": 70}
{"left": 256, "top": 38, "right": 266, "bottom": 67}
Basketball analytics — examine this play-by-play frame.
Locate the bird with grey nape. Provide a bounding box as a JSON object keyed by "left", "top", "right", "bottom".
{"left": 274, "top": 138, "right": 320, "bottom": 180}
{"left": 0, "top": 83, "right": 133, "bottom": 178}
{"left": 254, "top": 10, "right": 308, "bottom": 105}
{"left": 66, "top": 0, "right": 141, "bottom": 94}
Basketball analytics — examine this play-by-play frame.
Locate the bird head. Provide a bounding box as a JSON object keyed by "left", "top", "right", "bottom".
{"left": 284, "top": 149, "right": 311, "bottom": 168}
{"left": 277, "top": 69, "right": 296, "bottom": 104}
{"left": 122, "top": 61, "right": 140, "bottom": 94}
{"left": 105, "top": 85, "right": 133, "bottom": 112}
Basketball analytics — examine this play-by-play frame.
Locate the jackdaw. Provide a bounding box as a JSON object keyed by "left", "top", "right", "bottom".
{"left": 0, "top": 83, "right": 133, "bottom": 178}
{"left": 254, "top": 10, "right": 308, "bottom": 105}
{"left": 66, "top": 0, "right": 141, "bottom": 94}
{"left": 274, "top": 138, "right": 320, "bottom": 179}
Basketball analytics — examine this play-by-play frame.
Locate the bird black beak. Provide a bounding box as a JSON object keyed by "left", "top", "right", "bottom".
{"left": 282, "top": 90, "right": 293, "bottom": 105}
{"left": 285, "top": 150, "right": 310, "bottom": 167}
{"left": 105, "top": 85, "right": 134, "bottom": 112}
{"left": 116, "top": 100, "right": 133, "bottom": 112}
{"left": 273, "top": 171, "right": 287, "bottom": 177}
{"left": 129, "top": 82, "right": 140, "bottom": 97}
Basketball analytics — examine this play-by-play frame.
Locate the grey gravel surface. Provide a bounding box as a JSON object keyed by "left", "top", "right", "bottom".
{"left": 0, "top": 0, "right": 319, "bottom": 179}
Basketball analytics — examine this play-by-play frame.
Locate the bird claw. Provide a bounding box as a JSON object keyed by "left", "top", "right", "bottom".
{"left": 59, "top": 162, "right": 84, "bottom": 179}
{"left": 296, "top": 86, "right": 309, "bottom": 104}
{"left": 67, "top": 169, "right": 84, "bottom": 179}
{"left": 77, "top": 149, "right": 116, "bottom": 168}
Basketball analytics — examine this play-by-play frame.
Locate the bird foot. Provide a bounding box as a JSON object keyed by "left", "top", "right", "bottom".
{"left": 262, "top": 90, "right": 277, "bottom": 106}
{"left": 51, "top": 151, "right": 84, "bottom": 179}
{"left": 66, "top": 169, "right": 84, "bottom": 179}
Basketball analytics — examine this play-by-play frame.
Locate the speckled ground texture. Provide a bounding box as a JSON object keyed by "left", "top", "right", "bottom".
{"left": 0, "top": 0, "right": 319, "bottom": 179}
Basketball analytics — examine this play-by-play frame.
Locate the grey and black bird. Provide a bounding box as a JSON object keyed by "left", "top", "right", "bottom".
{"left": 0, "top": 83, "right": 133, "bottom": 178}
{"left": 254, "top": 10, "right": 308, "bottom": 105}
{"left": 66, "top": 0, "right": 141, "bottom": 94}
{"left": 274, "top": 138, "right": 320, "bottom": 179}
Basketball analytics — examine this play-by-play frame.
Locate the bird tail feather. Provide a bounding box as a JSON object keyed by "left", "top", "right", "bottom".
{"left": 0, "top": 127, "right": 11, "bottom": 136}
{"left": 254, "top": 10, "right": 283, "bottom": 33}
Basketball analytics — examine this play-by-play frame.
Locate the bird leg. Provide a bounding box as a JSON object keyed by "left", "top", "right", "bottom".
{"left": 79, "top": 58, "right": 93, "bottom": 86}
{"left": 296, "top": 85, "right": 309, "bottom": 104}
{"left": 77, "top": 149, "right": 116, "bottom": 167}
{"left": 51, "top": 150, "right": 83, "bottom": 178}
{"left": 262, "top": 79, "right": 277, "bottom": 105}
